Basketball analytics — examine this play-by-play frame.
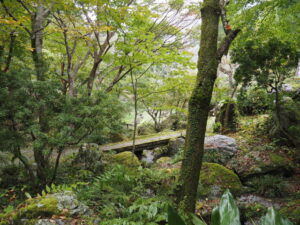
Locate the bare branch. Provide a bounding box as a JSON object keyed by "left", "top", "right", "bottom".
{"left": 16, "top": 0, "right": 32, "bottom": 14}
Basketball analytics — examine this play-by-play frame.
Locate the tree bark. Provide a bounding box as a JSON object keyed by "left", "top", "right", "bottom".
{"left": 3, "top": 32, "right": 16, "bottom": 72}
{"left": 31, "top": 5, "right": 49, "bottom": 81}
{"left": 176, "top": 0, "right": 239, "bottom": 213}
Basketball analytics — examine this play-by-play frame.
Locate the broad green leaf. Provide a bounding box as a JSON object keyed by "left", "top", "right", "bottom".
{"left": 45, "top": 185, "right": 51, "bottom": 193}
{"left": 168, "top": 205, "right": 186, "bottom": 225}
{"left": 211, "top": 206, "right": 220, "bottom": 225}
{"left": 211, "top": 189, "right": 241, "bottom": 225}
{"left": 260, "top": 207, "right": 293, "bottom": 225}
{"left": 24, "top": 192, "right": 32, "bottom": 199}
{"left": 191, "top": 214, "right": 207, "bottom": 225}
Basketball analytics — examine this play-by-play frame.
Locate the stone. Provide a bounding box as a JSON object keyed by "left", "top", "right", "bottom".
{"left": 199, "top": 162, "right": 242, "bottom": 198}
{"left": 52, "top": 191, "right": 90, "bottom": 216}
{"left": 227, "top": 151, "right": 295, "bottom": 180}
{"left": 155, "top": 157, "right": 172, "bottom": 168}
{"left": 112, "top": 151, "right": 141, "bottom": 167}
{"left": 203, "top": 135, "right": 238, "bottom": 164}
{"left": 0, "top": 191, "right": 92, "bottom": 224}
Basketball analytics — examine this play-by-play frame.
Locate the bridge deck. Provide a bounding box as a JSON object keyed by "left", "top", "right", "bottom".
{"left": 99, "top": 130, "right": 185, "bottom": 152}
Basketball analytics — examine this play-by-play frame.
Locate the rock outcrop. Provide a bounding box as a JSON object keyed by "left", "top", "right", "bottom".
{"left": 0, "top": 191, "right": 93, "bottom": 225}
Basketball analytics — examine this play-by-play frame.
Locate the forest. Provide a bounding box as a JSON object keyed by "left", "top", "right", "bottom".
{"left": 0, "top": 0, "right": 299, "bottom": 224}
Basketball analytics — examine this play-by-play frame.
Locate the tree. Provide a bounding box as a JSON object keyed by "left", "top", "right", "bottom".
{"left": 176, "top": 0, "right": 239, "bottom": 213}
{"left": 232, "top": 38, "right": 299, "bottom": 145}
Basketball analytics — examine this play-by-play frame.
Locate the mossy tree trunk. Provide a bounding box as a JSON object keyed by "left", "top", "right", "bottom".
{"left": 177, "top": 0, "right": 240, "bottom": 213}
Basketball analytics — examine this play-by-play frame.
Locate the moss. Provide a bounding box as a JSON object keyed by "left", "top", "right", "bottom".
{"left": 112, "top": 151, "right": 141, "bottom": 168}
{"left": 199, "top": 162, "right": 242, "bottom": 197}
{"left": 270, "top": 153, "right": 286, "bottom": 165}
{"left": 156, "top": 157, "right": 171, "bottom": 164}
{"left": 16, "top": 197, "right": 59, "bottom": 220}
{"left": 279, "top": 199, "right": 300, "bottom": 224}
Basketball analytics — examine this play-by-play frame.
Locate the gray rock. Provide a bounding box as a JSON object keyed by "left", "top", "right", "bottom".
{"left": 34, "top": 219, "right": 65, "bottom": 225}
{"left": 53, "top": 191, "right": 90, "bottom": 216}
{"left": 203, "top": 135, "right": 238, "bottom": 164}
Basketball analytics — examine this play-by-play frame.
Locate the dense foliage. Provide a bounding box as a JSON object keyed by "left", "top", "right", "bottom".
{"left": 0, "top": 0, "right": 299, "bottom": 224}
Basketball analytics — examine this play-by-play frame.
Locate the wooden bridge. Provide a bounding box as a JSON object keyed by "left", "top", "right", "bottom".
{"left": 99, "top": 130, "right": 185, "bottom": 152}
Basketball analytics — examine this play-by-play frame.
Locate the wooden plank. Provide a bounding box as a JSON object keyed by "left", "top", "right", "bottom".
{"left": 99, "top": 130, "right": 185, "bottom": 152}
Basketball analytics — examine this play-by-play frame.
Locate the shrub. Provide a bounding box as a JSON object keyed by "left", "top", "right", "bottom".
{"left": 237, "top": 88, "right": 272, "bottom": 116}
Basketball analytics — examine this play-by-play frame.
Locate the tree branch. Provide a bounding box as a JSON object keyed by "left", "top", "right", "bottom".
{"left": 217, "top": 29, "right": 240, "bottom": 60}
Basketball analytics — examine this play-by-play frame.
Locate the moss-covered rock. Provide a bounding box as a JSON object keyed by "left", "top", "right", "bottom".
{"left": 0, "top": 191, "right": 91, "bottom": 224}
{"left": 112, "top": 151, "right": 141, "bottom": 167}
{"left": 17, "top": 197, "right": 60, "bottom": 220}
{"left": 156, "top": 157, "right": 172, "bottom": 165}
{"left": 199, "top": 162, "right": 242, "bottom": 198}
{"left": 279, "top": 199, "right": 300, "bottom": 224}
{"left": 227, "top": 150, "right": 295, "bottom": 180}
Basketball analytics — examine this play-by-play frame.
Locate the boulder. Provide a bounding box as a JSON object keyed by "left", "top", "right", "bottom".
{"left": 227, "top": 151, "right": 295, "bottom": 180}
{"left": 112, "top": 151, "right": 141, "bottom": 168}
{"left": 155, "top": 157, "right": 172, "bottom": 168}
{"left": 199, "top": 162, "right": 242, "bottom": 198}
{"left": 203, "top": 135, "right": 238, "bottom": 164}
{"left": 0, "top": 191, "right": 92, "bottom": 224}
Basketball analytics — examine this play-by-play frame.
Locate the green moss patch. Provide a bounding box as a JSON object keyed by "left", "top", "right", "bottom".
{"left": 112, "top": 151, "right": 141, "bottom": 168}
{"left": 199, "top": 162, "right": 242, "bottom": 198}
{"left": 16, "top": 197, "right": 60, "bottom": 220}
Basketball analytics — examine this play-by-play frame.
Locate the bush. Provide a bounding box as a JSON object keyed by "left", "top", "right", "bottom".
{"left": 0, "top": 70, "right": 124, "bottom": 188}
{"left": 237, "top": 88, "right": 272, "bottom": 116}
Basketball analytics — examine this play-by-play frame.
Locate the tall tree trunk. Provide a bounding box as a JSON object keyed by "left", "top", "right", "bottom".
{"left": 176, "top": 0, "right": 240, "bottom": 213}
{"left": 177, "top": 0, "right": 220, "bottom": 213}
{"left": 31, "top": 4, "right": 51, "bottom": 187}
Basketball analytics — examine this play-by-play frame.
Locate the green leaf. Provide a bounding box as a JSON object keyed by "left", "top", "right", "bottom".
{"left": 24, "top": 192, "right": 32, "bottom": 199}
{"left": 260, "top": 207, "right": 293, "bottom": 225}
{"left": 45, "top": 185, "right": 51, "bottom": 193}
{"left": 168, "top": 205, "right": 186, "bottom": 225}
{"left": 211, "top": 206, "right": 220, "bottom": 225}
{"left": 211, "top": 189, "right": 241, "bottom": 225}
{"left": 4, "top": 205, "right": 14, "bottom": 214}
{"left": 191, "top": 214, "right": 207, "bottom": 225}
